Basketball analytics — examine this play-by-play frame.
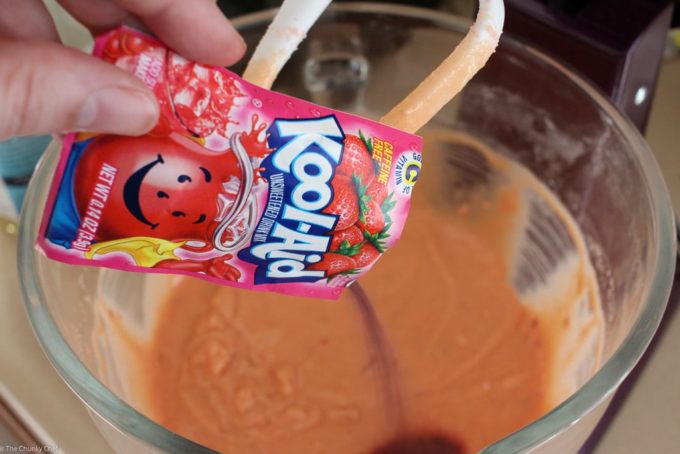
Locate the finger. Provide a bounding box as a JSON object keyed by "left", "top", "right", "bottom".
{"left": 58, "top": 0, "right": 245, "bottom": 66}
{"left": 111, "top": 0, "right": 246, "bottom": 66}
{"left": 54, "top": 0, "right": 147, "bottom": 48}
{"left": 56, "top": 0, "right": 129, "bottom": 34}
{"left": 0, "top": 40, "right": 159, "bottom": 139}
{"left": 0, "top": 0, "right": 60, "bottom": 42}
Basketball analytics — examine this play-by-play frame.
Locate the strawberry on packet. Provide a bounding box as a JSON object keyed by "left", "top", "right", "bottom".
{"left": 36, "top": 27, "right": 422, "bottom": 300}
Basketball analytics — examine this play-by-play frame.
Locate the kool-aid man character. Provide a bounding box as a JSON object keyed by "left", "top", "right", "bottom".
{"left": 46, "top": 120, "right": 270, "bottom": 282}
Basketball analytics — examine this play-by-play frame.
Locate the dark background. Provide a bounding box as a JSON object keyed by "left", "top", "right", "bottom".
{"left": 216, "top": 0, "right": 680, "bottom": 27}
{"left": 215, "top": 0, "right": 677, "bottom": 132}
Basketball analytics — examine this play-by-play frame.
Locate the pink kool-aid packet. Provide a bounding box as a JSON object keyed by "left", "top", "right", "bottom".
{"left": 37, "top": 27, "right": 423, "bottom": 299}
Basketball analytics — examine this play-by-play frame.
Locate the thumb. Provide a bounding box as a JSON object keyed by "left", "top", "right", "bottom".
{"left": 0, "top": 40, "right": 159, "bottom": 140}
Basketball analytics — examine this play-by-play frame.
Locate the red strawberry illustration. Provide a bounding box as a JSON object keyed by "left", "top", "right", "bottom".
{"left": 358, "top": 199, "right": 386, "bottom": 235}
{"left": 324, "top": 175, "right": 359, "bottom": 230}
{"left": 331, "top": 226, "right": 364, "bottom": 251}
{"left": 366, "top": 180, "right": 387, "bottom": 204}
{"left": 353, "top": 243, "right": 381, "bottom": 268}
{"left": 308, "top": 253, "right": 357, "bottom": 277}
{"left": 337, "top": 135, "right": 375, "bottom": 184}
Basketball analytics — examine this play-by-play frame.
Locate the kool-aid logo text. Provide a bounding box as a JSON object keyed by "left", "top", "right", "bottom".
{"left": 238, "top": 115, "right": 345, "bottom": 283}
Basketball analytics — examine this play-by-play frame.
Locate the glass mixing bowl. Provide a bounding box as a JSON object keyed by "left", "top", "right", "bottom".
{"left": 18, "top": 4, "right": 676, "bottom": 453}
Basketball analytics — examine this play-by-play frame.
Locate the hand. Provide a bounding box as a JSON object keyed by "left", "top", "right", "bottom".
{"left": 0, "top": 0, "right": 246, "bottom": 140}
{"left": 156, "top": 254, "right": 242, "bottom": 282}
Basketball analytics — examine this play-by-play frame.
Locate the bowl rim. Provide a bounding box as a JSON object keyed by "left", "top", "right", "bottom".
{"left": 18, "top": 3, "right": 677, "bottom": 453}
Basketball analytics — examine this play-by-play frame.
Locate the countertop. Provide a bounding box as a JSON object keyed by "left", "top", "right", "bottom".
{"left": 593, "top": 51, "right": 680, "bottom": 454}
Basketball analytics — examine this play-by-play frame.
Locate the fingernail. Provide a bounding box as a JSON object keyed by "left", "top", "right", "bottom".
{"left": 76, "top": 87, "right": 159, "bottom": 135}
